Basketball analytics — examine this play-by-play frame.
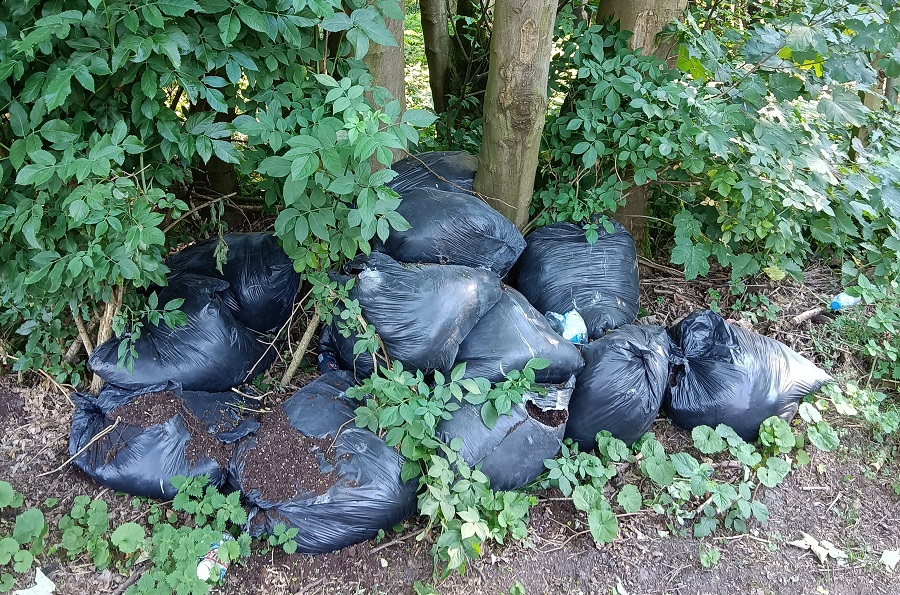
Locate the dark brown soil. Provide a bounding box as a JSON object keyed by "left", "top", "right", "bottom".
{"left": 239, "top": 411, "right": 340, "bottom": 502}
{"left": 108, "top": 390, "right": 232, "bottom": 466}
{"left": 109, "top": 390, "right": 181, "bottom": 426}
{"left": 526, "top": 401, "right": 569, "bottom": 427}
{"left": 0, "top": 389, "right": 25, "bottom": 422}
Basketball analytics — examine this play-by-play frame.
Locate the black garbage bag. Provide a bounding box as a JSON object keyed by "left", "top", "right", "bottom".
{"left": 454, "top": 285, "right": 584, "bottom": 383}
{"left": 165, "top": 232, "right": 300, "bottom": 334}
{"left": 510, "top": 220, "right": 639, "bottom": 339}
{"left": 229, "top": 372, "right": 417, "bottom": 554}
{"left": 665, "top": 310, "right": 833, "bottom": 441}
{"left": 436, "top": 378, "right": 573, "bottom": 491}
{"left": 565, "top": 325, "right": 670, "bottom": 449}
{"left": 69, "top": 382, "right": 256, "bottom": 499}
{"left": 317, "top": 323, "right": 384, "bottom": 380}
{"left": 387, "top": 151, "right": 478, "bottom": 195}
{"left": 89, "top": 274, "right": 276, "bottom": 392}
{"left": 373, "top": 188, "right": 526, "bottom": 277}
{"left": 330, "top": 253, "right": 502, "bottom": 375}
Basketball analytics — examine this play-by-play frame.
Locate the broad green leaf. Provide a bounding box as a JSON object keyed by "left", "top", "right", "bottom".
{"left": 321, "top": 12, "right": 352, "bottom": 32}
{"left": 236, "top": 4, "right": 267, "bottom": 34}
{"left": 109, "top": 522, "right": 146, "bottom": 554}
{"left": 807, "top": 421, "right": 839, "bottom": 452}
{"left": 817, "top": 86, "right": 869, "bottom": 127}
{"left": 616, "top": 484, "right": 642, "bottom": 513}
{"left": 219, "top": 13, "right": 241, "bottom": 45}
{"left": 402, "top": 109, "right": 437, "bottom": 128}
{"left": 692, "top": 426, "right": 726, "bottom": 454}
{"left": 756, "top": 457, "right": 790, "bottom": 488}
{"left": 671, "top": 240, "right": 711, "bottom": 280}
{"left": 157, "top": 0, "right": 200, "bottom": 16}
{"left": 8, "top": 101, "right": 29, "bottom": 137}
{"left": 12, "top": 508, "right": 45, "bottom": 544}
{"left": 587, "top": 502, "right": 618, "bottom": 544}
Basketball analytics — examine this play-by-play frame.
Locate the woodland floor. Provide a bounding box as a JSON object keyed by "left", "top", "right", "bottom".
{"left": 1, "top": 265, "right": 898, "bottom": 595}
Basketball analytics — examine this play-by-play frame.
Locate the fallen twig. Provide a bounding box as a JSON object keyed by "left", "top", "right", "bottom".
{"left": 370, "top": 531, "right": 417, "bottom": 553}
{"left": 111, "top": 562, "right": 148, "bottom": 595}
{"left": 280, "top": 311, "right": 321, "bottom": 387}
{"left": 38, "top": 418, "right": 121, "bottom": 477}
{"left": 792, "top": 306, "right": 825, "bottom": 325}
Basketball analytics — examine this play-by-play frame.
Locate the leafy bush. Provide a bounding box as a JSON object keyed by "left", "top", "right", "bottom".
{"left": 537, "top": 2, "right": 900, "bottom": 284}
{"left": 0, "top": 0, "right": 430, "bottom": 383}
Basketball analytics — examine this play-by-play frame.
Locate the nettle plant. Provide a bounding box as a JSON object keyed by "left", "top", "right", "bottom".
{"left": 538, "top": 1, "right": 900, "bottom": 283}
{"left": 0, "top": 0, "right": 431, "bottom": 383}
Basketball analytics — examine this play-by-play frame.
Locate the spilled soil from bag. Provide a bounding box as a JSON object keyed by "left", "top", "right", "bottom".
{"left": 107, "top": 390, "right": 232, "bottom": 466}
{"left": 239, "top": 411, "right": 341, "bottom": 502}
{"left": 526, "top": 401, "right": 569, "bottom": 427}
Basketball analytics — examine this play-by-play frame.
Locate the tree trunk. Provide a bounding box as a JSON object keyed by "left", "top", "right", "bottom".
{"left": 597, "top": 0, "right": 687, "bottom": 245}
{"left": 421, "top": 0, "right": 451, "bottom": 112}
{"left": 365, "top": 0, "right": 406, "bottom": 166}
{"left": 474, "top": 0, "right": 559, "bottom": 229}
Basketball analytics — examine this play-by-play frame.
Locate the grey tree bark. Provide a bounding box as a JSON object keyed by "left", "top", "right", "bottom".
{"left": 421, "top": 0, "right": 451, "bottom": 112}
{"left": 597, "top": 0, "right": 687, "bottom": 246}
{"left": 364, "top": 0, "right": 406, "bottom": 166}
{"left": 474, "top": 0, "right": 559, "bottom": 229}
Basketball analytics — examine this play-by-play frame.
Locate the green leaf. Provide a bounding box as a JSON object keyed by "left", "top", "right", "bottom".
{"left": 587, "top": 502, "right": 618, "bottom": 544}
{"left": 692, "top": 426, "right": 726, "bottom": 454}
{"left": 257, "top": 156, "right": 292, "bottom": 178}
{"left": 671, "top": 240, "right": 711, "bottom": 280}
{"left": 236, "top": 4, "right": 267, "bottom": 33}
{"left": 44, "top": 69, "right": 75, "bottom": 110}
{"left": 157, "top": 0, "right": 200, "bottom": 16}
{"left": 807, "top": 421, "right": 839, "bottom": 452}
{"left": 615, "top": 484, "right": 642, "bottom": 513}
{"left": 817, "top": 86, "right": 869, "bottom": 127}
{"left": 0, "top": 538, "right": 17, "bottom": 565}
{"left": 321, "top": 12, "right": 353, "bottom": 32}
{"left": 785, "top": 25, "right": 827, "bottom": 56}
{"left": 0, "top": 483, "right": 17, "bottom": 508}
{"left": 111, "top": 522, "right": 145, "bottom": 554}
{"left": 8, "top": 101, "right": 29, "bottom": 137}
{"left": 402, "top": 109, "right": 437, "bottom": 128}
{"left": 670, "top": 452, "right": 701, "bottom": 478}
{"left": 12, "top": 549, "right": 33, "bottom": 573}
{"left": 641, "top": 458, "right": 675, "bottom": 487}
{"left": 480, "top": 401, "right": 499, "bottom": 429}
{"left": 219, "top": 13, "right": 241, "bottom": 45}
{"left": 12, "top": 509, "right": 45, "bottom": 545}
{"left": 756, "top": 457, "right": 790, "bottom": 488}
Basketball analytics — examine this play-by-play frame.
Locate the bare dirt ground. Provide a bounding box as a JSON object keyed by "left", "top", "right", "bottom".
{"left": 2, "top": 270, "right": 898, "bottom": 595}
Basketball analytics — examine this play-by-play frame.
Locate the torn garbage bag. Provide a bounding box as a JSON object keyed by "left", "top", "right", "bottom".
{"left": 165, "top": 232, "right": 300, "bottom": 334}
{"left": 387, "top": 151, "right": 478, "bottom": 195}
{"left": 453, "top": 285, "right": 584, "bottom": 383}
{"left": 665, "top": 310, "right": 833, "bottom": 441}
{"left": 229, "top": 372, "right": 417, "bottom": 554}
{"left": 331, "top": 252, "right": 502, "bottom": 375}
{"left": 436, "top": 378, "right": 573, "bottom": 491}
{"left": 89, "top": 274, "right": 276, "bottom": 392}
{"left": 374, "top": 188, "right": 526, "bottom": 277}
{"left": 68, "top": 383, "right": 255, "bottom": 499}
{"left": 511, "top": 220, "right": 639, "bottom": 339}
{"left": 565, "top": 325, "right": 670, "bottom": 449}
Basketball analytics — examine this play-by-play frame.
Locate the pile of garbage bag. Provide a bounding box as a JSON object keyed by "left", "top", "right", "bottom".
{"left": 90, "top": 233, "right": 297, "bottom": 392}
{"left": 68, "top": 151, "right": 834, "bottom": 558}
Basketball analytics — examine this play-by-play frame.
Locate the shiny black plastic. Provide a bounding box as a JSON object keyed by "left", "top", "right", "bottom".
{"left": 665, "top": 310, "right": 832, "bottom": 441}
{"left": 566, "top": 325, "right": 670, "bottom": 449}
{"left": 511, "top": 220, "right": 639, "bottom": 339}
{"left": 229, "top": 372, "right": 417, "bottom": 554}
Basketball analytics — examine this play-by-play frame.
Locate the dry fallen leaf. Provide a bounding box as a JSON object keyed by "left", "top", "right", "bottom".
{"left": 787, "top": 532, "right": 847, "bottom": 565}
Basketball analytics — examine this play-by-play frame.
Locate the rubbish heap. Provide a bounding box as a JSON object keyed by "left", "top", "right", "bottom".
{"left": 70, "top": 151, "right": 832, "bottom": 556}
